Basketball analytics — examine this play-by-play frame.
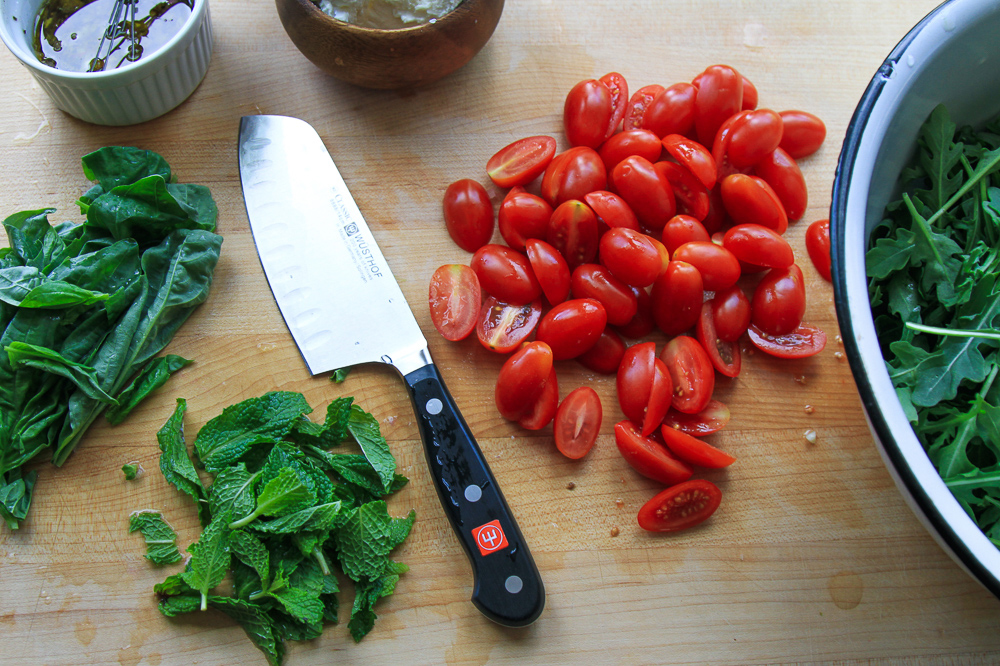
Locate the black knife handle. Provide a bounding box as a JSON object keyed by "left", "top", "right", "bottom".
{"left": 403, "top": 362, "right": 545, "bottom": 627}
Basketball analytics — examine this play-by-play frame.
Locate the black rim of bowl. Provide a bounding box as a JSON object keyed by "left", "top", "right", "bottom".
{"left": 830, "top": 0, "right": 1000, "bottom": 598}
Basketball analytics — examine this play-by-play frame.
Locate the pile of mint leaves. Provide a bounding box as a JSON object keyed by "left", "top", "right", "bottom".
{"left": 867, "top": 104, "right": 1000, "bottom": 543}
{"left": 143, "top": 391, "right": 415, "bottom": 665}
{"left": 0, "top": 146, "right": 223, "bottom": 530}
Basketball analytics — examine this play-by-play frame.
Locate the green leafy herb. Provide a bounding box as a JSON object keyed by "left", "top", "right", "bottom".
{"left": 129, "top": 510, "right": 182, "bottom": 565}
{"left": 867, "top": 104, "right": 1000, "bottom": 545}
{"left": 141, "top": 392, "right": 414, "bottom": 664}
{"left": 0, "top": 146, "right": 222, "bottom": 530}
{"left": 122, "top": 462, "right": 140, "bottom": 480}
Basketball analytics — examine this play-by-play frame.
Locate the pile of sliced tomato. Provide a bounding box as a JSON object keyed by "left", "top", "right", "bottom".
{"left": 428, "top": 64, "right": 833, "bottom": 534}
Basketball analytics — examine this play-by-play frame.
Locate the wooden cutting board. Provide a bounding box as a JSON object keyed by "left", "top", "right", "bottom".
{"left": 3, "top": 0, "right": 999, "bottom": 664}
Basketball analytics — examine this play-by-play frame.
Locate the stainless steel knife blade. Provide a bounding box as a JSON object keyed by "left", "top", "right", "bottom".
{"left": 238, "top": 115, "right": 544, "bottom": 627}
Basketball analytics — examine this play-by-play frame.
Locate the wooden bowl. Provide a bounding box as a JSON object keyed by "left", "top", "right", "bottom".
{"left": 275, "top": 0, "right": 505, "bottom": 89}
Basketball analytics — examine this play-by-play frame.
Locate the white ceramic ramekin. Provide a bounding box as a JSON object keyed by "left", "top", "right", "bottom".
{"left": 0, "top": 0, "right": 213, "bottom": 126}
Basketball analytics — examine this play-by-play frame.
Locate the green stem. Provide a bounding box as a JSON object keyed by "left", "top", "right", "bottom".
{"left": 906, "top": 321, "right": 1000, "bottom": 341}
{"left": 927, "top": 148, "right": 1000, "bottom": 228}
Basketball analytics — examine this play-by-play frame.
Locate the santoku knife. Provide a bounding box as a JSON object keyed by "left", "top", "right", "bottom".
{"left": 237, "top": 114, "right": 544, "bottom": 627}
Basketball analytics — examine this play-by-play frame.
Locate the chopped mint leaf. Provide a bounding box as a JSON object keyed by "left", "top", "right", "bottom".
{"left": 128, "top": 510, "right": 182, "bottom": 565}
{"left": 122, "top": 462, "right": 141, "bottom": 480}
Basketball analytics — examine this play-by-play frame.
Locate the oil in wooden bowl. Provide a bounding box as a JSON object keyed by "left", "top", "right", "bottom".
{"left": 33, "top": 0, "right": 194, "bottom": 72}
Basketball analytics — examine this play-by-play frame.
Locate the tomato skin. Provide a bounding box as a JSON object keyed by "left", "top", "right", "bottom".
{"left": 695, "top": 300, "right": 742, "bottom": 378}
{"left": 655, "top": 161, "right": 711, "bottom": 222}
{"left": 564, "top": 79, "right": 614, "bottom": 149}
{"left": 710, "top": 285, "right": 752, "bottom": 342}
{"left": 747, "top": 322, "right": 827, "bottom": 358}
{"left": 495, "top": 341, "right": 554, "bottom": 421}
{"left": 805, "top": 218, "right": 832, "bottom": 282}
{"left": 722, "top": 223, "right": 794, "bottom": 269}
{"left": 476, "top": 296, "right": 543, "bottom": 353}
{"left": 754, "top": 147, "right": 807, "bottom": 221}
{"left": 616, "top": 285, "right": 655, "bottom": 339}
{"left": 584, "top": 190, "right": 641, "bottom": 233}
{"left": 662, "top": 214, "right": 711, "bottom": 254}
{"left": 650, "top": 260, "right": 703, "bottom": 337}
{"left": 536, "top": 298, "right": 608, "bottom": 360}
{"left": 598, "top": 227, "right": 662, "bottom": 288}
{"left": 487, "top": 136, "right": 558, "bottom": 188}
{"left": 778, "top": 110, "right": 826, "bottom": 159}
{"left": 694, "top": 64, "right": 744, "bottom": 146}
{"left": 637, "top": 478, "right": 722, "bottom": 533}
{"left": 598, "top": 129, "right": 663, "bottom": 172}
{"left": 719, "top": 173, "right": 788, "bottom": 234}
{"left": 660, "top": 335, "right": 715, "bottom": 414}
{"left": 599, "top": 72, "right": 630, "bottom": 137}
{"left": 519, "top": 367, "right": 559, "bottom": 430}
{"left": 661, "top": 134, "right": 718, "bottom": 190}
{"left": 624, "top": 84, "right": 665, "bottom": 131}
{"left": 571, "top": 264, "right": 638, "bottom": 326}
{"left": 470, "top": 244, "right": 542, "bottom": 305}
{"left": 548, "top": 199, "right": 600, "bottom": 269}
{"left": 662, "top": 399, "right": 731, "bottom": 436}
{"left": 525, "top": 238, "right": 571, "bottom": 305}
{"left": 660, "top": 425, "right": 735, "bottom": 468}
{"left": 497, "top": 190, "right": 552, "bottom": 251}
{"left": 554, "top": 387, "right": 603, "bottom": 459}
{"left": 751, "top": 264, "right": 806, "bottom": 336}
{"left": 726, "top": 108, "right": 783, "bottom": 169}
{"left": 671, "top": 241, "right": 741, "bottom": 292}
{"left": 428, "top": 264, "right": 482, "bottom": 342}
{"left": 541, "top": 147, "right": 608, "bottom": 207}
{"left": 577, "top": 328, "right": 626, "bottom": 374}
{"left": 615, "top": 421, "right": 694, "bottom": 486}
{"left": 642, "top": 82, "right": 697, "bottom": 138}
{"left": 443, "top": 179, "right": 495, "bottom": 252}
{"left": 611, "top": 155, "right": 676, "bottom": 232}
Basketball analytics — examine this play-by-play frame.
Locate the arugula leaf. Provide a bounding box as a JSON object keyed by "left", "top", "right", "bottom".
{"left": 128, "top": 510, "right": 182, "bottom": 565}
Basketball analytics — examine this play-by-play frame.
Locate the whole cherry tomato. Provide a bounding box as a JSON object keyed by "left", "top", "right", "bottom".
{"left": 694, "top": 64, "right": 744, "bottom": 146}
{"left": 722, "top": 223, "right": 794, "bottom": 269}
{"left": 470, "top": 244, "right": 542, "bottom": 304}
{"left": 476, "top": 296, "right": 542, "bottom": 353}
{"left": 660, "top": 425, "right": 736, "bottom": 468}
{"left": 754, "top": 147, "right": 807, "bottom": 220}
{"left": 660, "top": 335, "right": 715, "bottom": 414}
{"left": 671, "top": 241, "right": 741, "bottom": 291}
{"left": 584, "top": 190, "right": 641, "bottom": 232}
{"left": 741, "top": 75, "right": 759, "bottom": 110}
{"left": 642, "top": 82, "right": 697, "bottom": 138}
{"left": 428, "top": 264, "right": 482, "bottom": 342}
{"left": 599, "top": 72, "right": 630, "bottom": 137}
{"left": 616, "top": 285, "right": 655, "bottom": 339}
{"left": 623, "top": 84, "right": 665, "bottom": 130}
{"left": 487, "top": 136, "right": 557, "bottom": 188}
{"left": 443, "top": 179, "right": 494, "bottom": 252}
{"left": 525, "top": 238, "right": 571, "bottom": 305}
{"left": 751, "top": 264, "right": 806, "bottom": 336}
{"left": 637, "top": 479, "right": 722, "bottom": 533}
{"left": 571, "top": 264, "right": 638, "bottom": 326}
{"left": 564, "top": 79, "right": 614, "bottom": 149}
{"left": 778, "top": 110, "right": 827, "bottom": 159}
{"left": 709, "top": 285, "right": 751, "bottom": 342}
{"left": 495, "top": 341, "right": 553, "bottom": 421}
{"left": 662, "top": 214, "right": 710, "bottom": 254}
{"left": 726, "top": 108, "right": 783, "bottom": 169}
{"left": 650, "top": 260, "right": 703, "bottom": 337}
{"left": 695, "top": 301, "right": 741, "bottom": 378}
{"left": 654, "top": 161, "right": 711, "bottom": 222}
{"left": 611, "top": 155, "right": 676, "bottom": 232}
{"left": 535, "top": 298, "right": 608, "bottom": 360}
{"left": 615, "top": 421, "right": 693, "bottom": 486}
{"left": 805, "top": 218, "right": 832, "bottom": 282}
{"left": 541, "top": 147, "right": 608, "bottom": 207}
{"left": 662, "top": 399, "right": 731, "bottom": 437}
{"left": 598, "top": 227, "right": 663, "bottom": 288}
{"left": 548, "top": 199, "right": 600, "bottom": 269}
{"left": 719, "top": 173, "right": 788, "bottom": 234}
{"left": 554, "top": 387, "right": 603, "bottom": 459}
{"left": 661, "top": 134, "right": 717, "bottom": 190}
{"left": 747, "top": 322, "right": 827, "bottom": 358}
{"left": 497, "top": 190, "right": 552, "bottom": 251}
{"left": 518, "top": 368, "right": 559, "bottom": 430}
{"left": 577, "top": 328, "right": 626, "bottom": 375}
{"left": 598, "top": 129, "right": 663, "bottom": 172}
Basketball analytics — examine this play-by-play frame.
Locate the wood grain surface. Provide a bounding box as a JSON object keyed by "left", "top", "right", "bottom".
{"left": 3, "top": 0, "right": 999, "bottom": 664}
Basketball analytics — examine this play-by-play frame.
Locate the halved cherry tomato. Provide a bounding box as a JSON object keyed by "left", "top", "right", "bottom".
{"left": 470, "top": 244, "right": 542, "bottom": 304}
{"left": 709, "top": 285, "right": 751, "bottom": 342}
{"left": 476, "top": 296, "right": 542, "bottom": 353}
{"left": 660, "top": 425, "right": 735, "bottom": 468}
{"left": 611, "top": 155, "right": 676, "bottom": 232}
{"left": 695, "top": 301, "right": 741, "bottom": 378}
{"left": 662, "top": 399, "right": 731, "bottom": 436}
{"left": 535, "top": 298, "right": 608, "bottom": 360}
{"left": 616, "top": 341, "right": 656, "bottom": 424}
{"left": 710, "top": 111, "right": 746, "bottom": 181}
{"left": 519, "top": 368, "right": 559, "bottom": 430}
{"left": 778, "top": 110, "right": 826, "bottom": 159}
{"left": 614, "top": 420, "right": 693, "bottom": 486}
{"left": 726, "top": 108, "right": 783, "bottom": 169}
{"left": 722, "top": 223, "right": 794, "bottom": 269}
{"left": 623, "top": 84, "right": 665, "bottom": 130}
{"left": 554, "top": 386, "right": 602, "bottom": 459}
{"left": 751, "top": 264, "right": 806, "bottom": 336}
{"left": 642, "top": 82, "right": 697, "bottom": 138}
{"left": 495, "top": 341, "right": 553, "bottom": 421}
{"left": 754, "top": 147, "right": 807, "bottom": 221}
{"left": 701, "top": 185, "right": 728, "bottom": 233}
{"left": 598, "top": 227, "right": 662, "bottom": 288}
{"left": 525, "top": 238, "right": 571, "bottom": 305}
{"left": 660, "top": 335, "right": 715, "bottom": 414}
{"left": 599, "top": 72, "right": 629, "bottom": 137}
{"left": 694, "top": 64, "right": 744, "bottom": 146}
{"left": 443, "top": 179, "right": 494, "bottom": 252}
{"left": 564, "top": 79, "right": 614, "bottom": 149}
{"left": 548, "top": 199, "right": 600, "bottom": 269}
{"left": 541, "top": 147, "right": 608, "bottom": 207}
{"left": 661, "top": 134, "right": 717, "bottom": 190}
{"left": 584, "top": 190, "right": 641, "bottom": 233}
{"left": 577, "top": 328, "right": 626, "bottom": 375}
{"left": 719, "top": 173, "right": 788, "bottom": 234}
{"left": 662, "top": 215, "right": 710, "bottom": 254}
{"left": 671, "top": 241, "right": 741, "bottom": 291}
{"left": 497, "top": 190, "right": 552, "bottom": 251}
{"left": 741, "top": 75, "right": 759, "bottom": 110}
{"left": 598, "top": 129, "right": 663, "bottom": 172}
{"left": 747, "top": 322, "right": 827, "bottom": 358}
{"left": 487, "top": 136, "right": 558, "bottom": 188}
{"left": 637, "top": 478, "right": 722, "bottom": 533}
{"left": 571, "top": 264, "right": 638, "bottom": 326}
{"left": 650, "top": 260, "right": 703, "bottom": 337}
{"left": 428, "top": 264, "right": 482, "bottom": 342}
{"left": 805, "top": 218, "right": 832, "bottom": 282}
{"left": 616, "top": 285, "right": 655, "bottom": 339}
{"left": 642, "top": 358, "right": 672, "bottom": 436}
{"left": 655, "top": 161, "right": 711, "bottom": 222}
